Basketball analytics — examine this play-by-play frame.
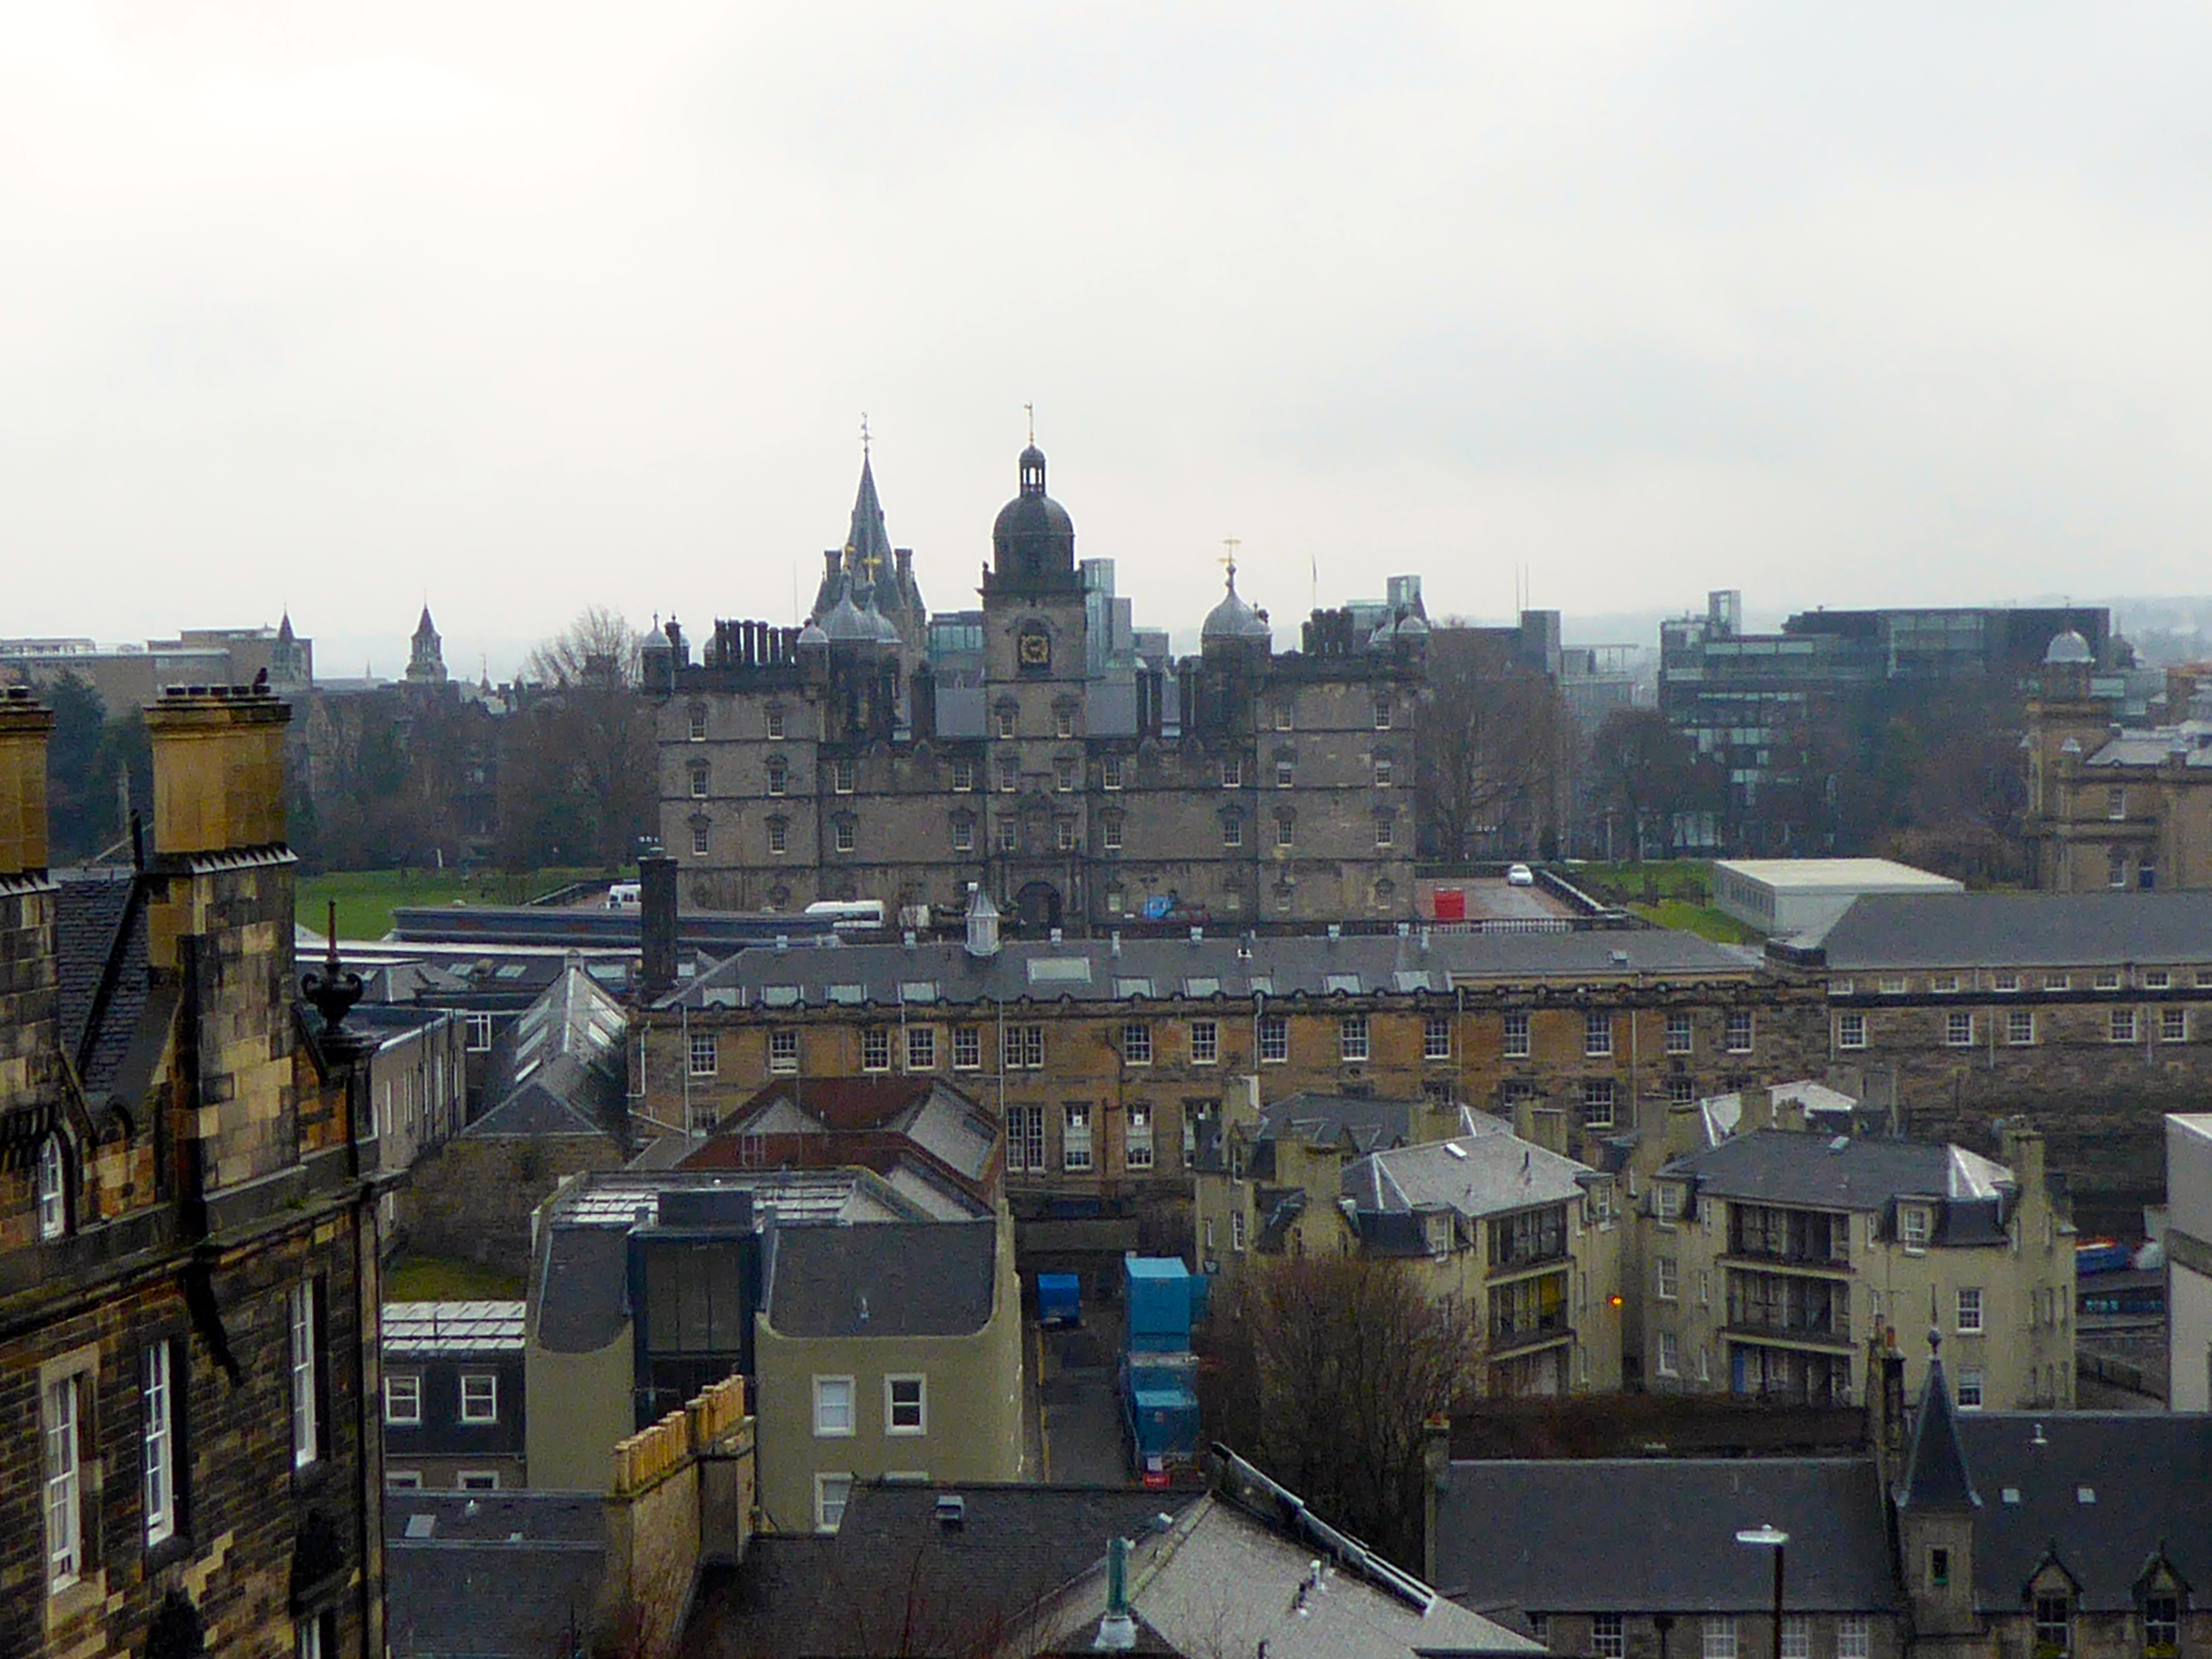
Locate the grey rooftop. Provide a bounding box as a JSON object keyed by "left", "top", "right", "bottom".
{"left": 1659, "top": 1129, "right": 2011, "bottom": 1215}
{"left": 670, "top": 928, "right": 1764, "bottom": 1013}
{"left": 1781, "top": 890, "right": 2212, "bottom": 971}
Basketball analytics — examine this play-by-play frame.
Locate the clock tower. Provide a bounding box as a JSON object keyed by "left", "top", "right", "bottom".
{"left": 979, "top": 440, "right": 1091, "bottom": 932}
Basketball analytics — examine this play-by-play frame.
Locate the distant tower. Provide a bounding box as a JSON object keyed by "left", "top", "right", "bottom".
{"left": 406, "top": 605, "right": 448, "bottom": 687}
{"left": 269, "top": 610, "right": 311, "bottom": 690}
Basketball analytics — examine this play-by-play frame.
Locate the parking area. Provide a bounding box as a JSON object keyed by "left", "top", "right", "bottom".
{"left": 1424, "top": 876, "right": 1581, "bottom": 923}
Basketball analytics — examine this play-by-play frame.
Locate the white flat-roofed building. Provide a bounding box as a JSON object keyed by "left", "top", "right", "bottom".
{"left": 2167, "top": 1113, "right": 2212, "bottom": 1410}
{"left": 1715, "top": 858, "right": 1964, "bottom": 938}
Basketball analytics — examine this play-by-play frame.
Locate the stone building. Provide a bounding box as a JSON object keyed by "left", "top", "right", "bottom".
{"left": 521, "top": 1169, "right": 1021, "bottom": 1536}
{"left": 1640, "top": 1127, "right": 2074, "bottom": 1409}
{"left": 1767, "top": 889, "right": 2212, "bottom": 1235}
{"left": 643, "top": 442, "right": 1427, "bottom": 933}
{"left": 0, "top": 684, "right": 387, "bottom": 1659}
{"left": 2025, "top": 641, "right": 2212, "bottom": 893}
{"left": 1433, "top": 1348, "right": 2212, "bottom": 1659}
{"left": 637, "top": 904, "right": 1828, "bottom": 1255}
{"left": 1190, "top": 1091, "right": 1626, "bottom": 1397}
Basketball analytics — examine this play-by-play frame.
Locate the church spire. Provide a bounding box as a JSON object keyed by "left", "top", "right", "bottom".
{"left": 1899, "top": 1334, "right": 1979, "bottom": 1511}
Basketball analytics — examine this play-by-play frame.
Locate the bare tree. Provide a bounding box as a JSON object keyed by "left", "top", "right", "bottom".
{"left": 516, "top": 607, "right": 657, "bottom": 871}
{"left": 1587, "top": 707, "right": 1712, "bottom": 861}
{"left": 1204, "top": 1254, "right": 1483, "bottom": 1571}
{"left": 1418, "top": 632, "right": 1570, "bottom": 861}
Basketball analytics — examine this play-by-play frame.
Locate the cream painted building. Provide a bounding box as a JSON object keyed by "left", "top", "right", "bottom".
{"left": 524, "top": 1167, "right": 1022, "bottom": 1522}
{"left": 2166, "top": 1113, "right": 2212, "bottom": 1411}
{"left": 753, "top": 1210, "right": 1025, "bottom": 1535}
{"left": 1639, "top": 1127, "right": 2073, "bottom": 1408}
{"left": 1192, "top": 1086, "right": 1624, "bottom": 1397}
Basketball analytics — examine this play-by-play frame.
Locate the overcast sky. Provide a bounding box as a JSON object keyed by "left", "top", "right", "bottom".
{"left": 5, "top": 3, "right": 2210, "bottom": 679}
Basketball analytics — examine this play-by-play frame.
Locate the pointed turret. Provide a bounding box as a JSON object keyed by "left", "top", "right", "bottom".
{"left": 1899, "top": 1341, "right": 1978, "bottom": 1512}
{"left": 1896, "top": 1333, "right": 1982, "bottom": 1639}
{"left": 406, "top": 604, "right": 448, "bottom": 686}
{"left": 848, "top": 453, "right": 895, "bottom": 606}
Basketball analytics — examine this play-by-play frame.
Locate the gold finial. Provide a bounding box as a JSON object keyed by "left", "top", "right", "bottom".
{"left": 860, "top": 549, "right": 883, "bottom": 581}
{"left": 861, "top": 411, "right": 871, "bottom": 455}
{"left": 1025, "top": 402, "right": 1035, "bottom": 445}
{"left": 1221, "top": 536, "right": 1241, "bottom": 582}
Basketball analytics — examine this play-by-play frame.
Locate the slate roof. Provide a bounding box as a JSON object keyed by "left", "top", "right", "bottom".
{"left": 1259, "top": 1092, "right": 1421, "bottom": 1156}
{"left": 1344, "top": 1123, "right": 1589, "bottom": 1223}
{"left": 696, "top": 1483, "right": 1200, "bottom": 1656}
{"left": 1954, "top": 1413, "right": 2212, "bottom": 1612}
{"left": 1661, "top": 1129, "right": 2012, "bottom": 1222}
{"left": 764, "top": 1219, "right": 997, "bottom": 1338}
{"left": 698, "top": 1076, "right": 1002, "bottom": 1193}
{"left": 1786, "top": 891, "right": 2212, "bottom": 971}
{"left": 464, "top": 963, "right": 627, "bottom": 1141}
{"left": 1433, "top": 1457, "right": 1901, "bottom": 1614}
{"left": 1034, "top": 1455, "right": 1543, "bottom": 1659}
{"left": 385, "top": 1490, "right": 606, "bottom": 1659}
{"left": 530, "top": 1170, "right": 970, "bottom": 1354}
{"left": 1898, "top": 1357, "right": 1978, "bottom": 1512}
{"left": 670, "top": 928, "right": 1764, "bottom": 1014}
{"left": 52, "top": 869, "right": 152, "bottom": 1098}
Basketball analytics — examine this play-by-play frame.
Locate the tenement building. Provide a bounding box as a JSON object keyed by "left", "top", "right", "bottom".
{"left": 1769, "top": 889, "right": 2212, "bottom": 1235}
{"left": 2025, "top": 642, "right": 2212, "bottom": 892}
{"left": 1641, "top": 1127, "right": 2072, "bottom": 1409}
{"left": 0, "top": 685, "right": 388, "bottom": 1658}
{"left": 643, "top": 442, "right": 1427, "bottom": 933}
{"left": 637, "top": 896, "right": 1825, "bottom": 1250}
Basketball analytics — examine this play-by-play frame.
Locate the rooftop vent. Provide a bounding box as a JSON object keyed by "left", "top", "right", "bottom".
{"left": 936, "top": 1494, "right": 966, "bottom": 1529}
{"left": 1189, "top": 926, "right": 1204, "bottom": 945}
{"left": 1611, "top": 951, "right": 1631, "bottom": 967}
{"left": 1050, "top": 927, "right": 1064, "bottom": 945}
{"left": 1327, "top": 923, "right": 1342, "bottom": 942}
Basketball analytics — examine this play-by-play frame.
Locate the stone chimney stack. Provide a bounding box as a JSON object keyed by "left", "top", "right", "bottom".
{"left": 144, "top": 684, "right": 291, "bottom": 857}
{"left": 0, "top": 689, "right": 60, "bottom": 1107}
{"left": 639, "top": 848, "right": 679, "bottom": 1000}
{"left": 0, "top": 686, "right": 54, "bottom": 878}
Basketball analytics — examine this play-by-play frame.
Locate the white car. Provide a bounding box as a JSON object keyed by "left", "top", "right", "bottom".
{"left": 1505, "top": 863, "right": 1535, "bottom": 887}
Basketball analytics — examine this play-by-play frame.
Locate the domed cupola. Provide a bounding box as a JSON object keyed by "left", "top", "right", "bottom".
{"left": 821, "top": 573, "right": 874, "bottom": 645}
{"left": 2044, "top": 628, "right": 2093, "bottom": 667}
{"left": 1202, "top": 566, "right": 1272, "bottom": 649}
{"left": 989, "top": 442, "right": 1078, "bottom": 592}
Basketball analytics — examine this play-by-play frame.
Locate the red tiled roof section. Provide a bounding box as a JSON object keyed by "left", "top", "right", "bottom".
{"left": 674, "top": 1076, "right": 1002, "bottom": 1205}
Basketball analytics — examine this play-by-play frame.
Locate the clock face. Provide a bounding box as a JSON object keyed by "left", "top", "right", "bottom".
{"left": 1018, "top": 628, "right": 1051, "bottom": 668}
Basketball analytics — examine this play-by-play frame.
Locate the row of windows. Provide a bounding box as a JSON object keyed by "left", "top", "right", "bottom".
{"left": 812, "top": 1373, "right": 927, "bottom": 1438}
{"left": 685, "top": 1014, "right": 1758, "bottom": 1078}
{"left": 1833, "top": 967, "right": 2212, "bottom": 994}
{"left": 1838, "top": 1007, "right": 2193, "bottom": 1048}
{"left": 687, "top": 707, "right": 787, "bottom": 741}
{"left": 688, "top": 806, "right": 1395, "bottom": 858}
{"left": 44, "top": 1279, "right": 324, "bottom": 1601}
{"left": 692, "top": 748, "right": 1405, "bottom": 801}
{"left": 384, "top": 1371, "right": 501, "bottom": 1426}
{"left": 1580, "top": 1614, "right": 1872, "bottom": 1659}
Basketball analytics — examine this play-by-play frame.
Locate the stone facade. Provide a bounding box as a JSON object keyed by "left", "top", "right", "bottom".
{"left": 2025, "top": 656, "right": 2212, "bottom": 894}
{"left": 642, "top": 931, "right": 1830, "bottom": 1245}
{"left": 645, "top": 444, "right": 1425, "bottom": 933}
{"left": 1638, "top": 1129, "right": 2074, "bottom": 1410}
{"left": 0, "top": 684, "right": 386, "bottom": 1659}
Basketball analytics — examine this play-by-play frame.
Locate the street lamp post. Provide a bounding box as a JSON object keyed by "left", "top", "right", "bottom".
{"left": 1736, "top": 1525, "right": 1789, "bottom": 1659}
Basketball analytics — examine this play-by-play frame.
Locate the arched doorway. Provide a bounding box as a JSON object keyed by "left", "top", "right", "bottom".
{"left": 1012, "top": 881, "right": 1063, "bottom": 935}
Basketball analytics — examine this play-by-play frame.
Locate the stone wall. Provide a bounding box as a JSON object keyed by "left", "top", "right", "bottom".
{"left": 600, "top": 1374, "right": 755, "bottom": 1659}
{"left": 403, "top": 1134, "right": 625, "bottom": 1278}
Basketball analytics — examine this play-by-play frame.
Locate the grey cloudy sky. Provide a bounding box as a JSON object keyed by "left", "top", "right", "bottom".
{"left": 5, "top": 2, "right": 2209, "bottom": 677}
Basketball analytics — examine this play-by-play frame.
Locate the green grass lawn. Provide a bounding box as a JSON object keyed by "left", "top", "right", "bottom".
{"left": 384, "top": 1256, "right": 526, "bottom": 1302}
{"left": 1629, "top": 899, "right": 1765, "bottom": 946}
{"left": 298, "top": 867, "right": 609, "bottom": 940}
{"left": 1570, "top": 859, "right": 1719, "bottom": 906}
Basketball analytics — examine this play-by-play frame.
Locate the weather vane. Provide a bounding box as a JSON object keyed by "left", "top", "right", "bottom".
{"left": 860, "top": 411, "right": 870, "bottom": 455}
{"left": 1221, "top": 536, "right": 1241, "bottom": 579}
{"left": 1025, "top": 402, "right": 1035, "bottom": 445}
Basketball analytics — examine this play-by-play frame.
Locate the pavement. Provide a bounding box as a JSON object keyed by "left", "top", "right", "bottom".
{"left": 1036, "top": 1304, "right": 1135, "bottom": 1487}
{"left": 1457, "top": 878, "right": 1577, "bottom": 922}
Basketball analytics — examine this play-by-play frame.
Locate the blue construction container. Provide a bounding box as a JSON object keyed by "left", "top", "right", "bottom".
{"left": 1037, "top": 1272, "right": 1082, "bottom": 1327}
{"left": 1123, "top": 1256, "right": 1195, "bottom": 1353}
{"left": 1119, "top": 1256, "right": 1201, "bottom": 1483}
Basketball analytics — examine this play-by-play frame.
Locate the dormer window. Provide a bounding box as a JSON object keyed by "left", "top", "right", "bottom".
{"left": 1899, "top": 1204, "right": 1931, "bottom": 1249}
{"left": 36, "top": 1135, "right": 66, "bottom": 1240}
